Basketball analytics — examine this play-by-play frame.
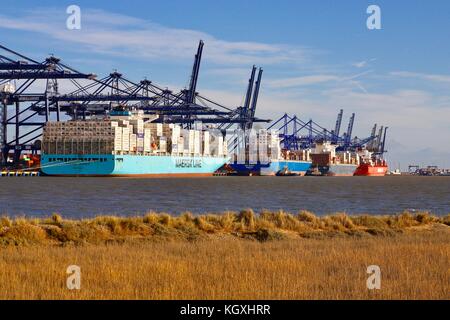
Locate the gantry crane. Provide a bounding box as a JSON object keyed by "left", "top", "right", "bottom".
{"left": 0, "top": 40, "right": 269, "bottom": 167}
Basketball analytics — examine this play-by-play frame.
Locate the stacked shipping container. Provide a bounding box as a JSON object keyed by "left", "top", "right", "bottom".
{"left": 42, "top": 120, "right": 227, "bottom": 157}
{"left": 233, "top": 129, "right": 281, "bottom": 164}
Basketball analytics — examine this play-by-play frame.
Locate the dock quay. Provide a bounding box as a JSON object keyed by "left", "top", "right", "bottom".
{"left": 0, "top": 170, "right": 40, "bottom": 177}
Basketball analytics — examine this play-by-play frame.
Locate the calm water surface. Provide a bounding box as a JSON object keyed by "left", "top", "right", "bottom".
{"left": 0, "top": 176, "right": 449, "bottom": 217}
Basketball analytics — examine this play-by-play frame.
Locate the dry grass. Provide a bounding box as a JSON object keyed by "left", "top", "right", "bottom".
{"left": 0, "top": 210, "right": 448, "bottom": 300}
{"left": 1, "top": 210, "right": 449, "bottom": 245}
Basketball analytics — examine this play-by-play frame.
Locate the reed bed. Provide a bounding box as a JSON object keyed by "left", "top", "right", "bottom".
{"left": 0, "top": 210, "right": 448, "bottom": 300}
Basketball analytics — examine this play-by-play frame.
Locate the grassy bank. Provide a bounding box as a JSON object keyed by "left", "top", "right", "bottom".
{"left": 1, "top": 210, "right": 449, "bottom": 245}
{"left": 0, "top": 210, "right": 448, "bottom": 299}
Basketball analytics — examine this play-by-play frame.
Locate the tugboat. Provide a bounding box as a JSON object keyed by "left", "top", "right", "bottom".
{"left": 275, "top": 166, "right": 300, "bottom": 176}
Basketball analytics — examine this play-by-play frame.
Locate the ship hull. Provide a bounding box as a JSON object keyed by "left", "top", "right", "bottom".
{"left": 354, "top": 163, "right": 388, "bottom": 176}
{"left": 229, "top": 160, "right": 311, "bottom": 176}
{"left": 306, "top": 164, "right": 357, "bottom": 176}
{"left": 41, "top": 154, "right": 228, "bottom": 177}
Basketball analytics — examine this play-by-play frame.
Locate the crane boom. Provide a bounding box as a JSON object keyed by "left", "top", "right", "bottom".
{"left": 334, "top": 109, "right": 343, "bottom": 136}
{"left": 246, "top": 68, "right": 263, "bottom": 130}
{"left": 187, "top": 40, "right": 204, "bottom": 104}
{"left": 375, "top": 125, "right": 384, "bottom": 152}
{"left": 381, "top": 126, "right": 388, "bottom": 154}
{"left": 344, "top": 113, "right": 355, "bottom": 146}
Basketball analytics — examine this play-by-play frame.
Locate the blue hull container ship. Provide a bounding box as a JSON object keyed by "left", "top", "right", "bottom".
{"left": 228, "top": 129, "right": 311, "bottom": 176}
{"left": 41, "top": 154, "right": 228, "bottom": 177}
{"left": 230, "top": 160, "right": 311, "bottom": 176}
{"left": 41, "top": 111, "right": 228, "bottom": 177}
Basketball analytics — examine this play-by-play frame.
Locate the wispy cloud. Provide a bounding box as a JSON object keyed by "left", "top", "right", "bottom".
{"left": 352, "top": 58, "right": 376, "bottom": 68}
{"left": 390, "top": 71, "right": 450, "bottom": 84}
{"left": 0, "top": 8, "right": 312, "bottom": 66}
{"left": 342, "top": 70, "right": 373, "bottom": 81}
{"left": 266, "top": 70, "right": 373, "bottom": 93}
{"left": 266, "top": 75, "right": 340, "bottom": 88}
{"left": 205, "top": 67, "right": 253, "bottom": 78}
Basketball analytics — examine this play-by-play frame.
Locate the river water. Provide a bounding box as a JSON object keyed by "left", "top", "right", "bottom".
{"left": 0, "top": 176, "right": 449, "bottom": 218}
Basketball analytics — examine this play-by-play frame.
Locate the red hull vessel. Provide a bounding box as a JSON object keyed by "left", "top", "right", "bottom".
{"left": 354, "top": 161, "right": 388, "bottom": 176}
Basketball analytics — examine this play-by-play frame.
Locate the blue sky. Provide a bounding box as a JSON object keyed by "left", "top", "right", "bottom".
{"left": 1, "top": 1, "right": 450, "bottom": 168}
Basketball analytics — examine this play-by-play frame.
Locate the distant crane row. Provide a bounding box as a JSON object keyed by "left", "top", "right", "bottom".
{"left": 268, "top": 110, "right": 388, "bottom": 155}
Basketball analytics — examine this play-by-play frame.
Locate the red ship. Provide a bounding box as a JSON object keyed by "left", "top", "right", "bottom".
{"left": 354, "top": 159, "right": 388, "bottom": 176}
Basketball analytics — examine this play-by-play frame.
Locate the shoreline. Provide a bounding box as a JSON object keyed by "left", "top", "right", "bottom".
{"left": 1, "top": 210, "right": 448, "bottom": 246}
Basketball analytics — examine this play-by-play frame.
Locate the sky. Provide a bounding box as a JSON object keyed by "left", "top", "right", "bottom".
{"left": 1, "top": 0, "right": 450, "bottom": 169}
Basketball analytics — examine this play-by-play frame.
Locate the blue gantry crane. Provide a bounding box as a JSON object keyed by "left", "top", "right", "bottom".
{"left": 0, "top": 45, "right": 96, "bottom": 165}
{"left": 219, "top": 65, "right": 264, "bottom": 132}
{"left": 268, "top": 113, "right": 337, "bottom": 150}
{"left": 267, "top": 110, "right": 386, "bottom": 155}
{"left": 0, "top": 40, "right": 269, "bottom": 167}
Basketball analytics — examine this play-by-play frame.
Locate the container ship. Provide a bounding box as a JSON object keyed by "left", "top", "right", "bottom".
{"left": 353, "top": 149, "right": 388, "bottom": 176}
{"left": 41, "top": 110, "right": 228, "bottom": 177}
{"left": 305, "top": 141, "right": 358, "bottom": 176}
{"left": 228, "top": 129, "right": 311, "bottom": 176}
{"left": 229, "top": 159, "right": 311, "bottom": 176}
